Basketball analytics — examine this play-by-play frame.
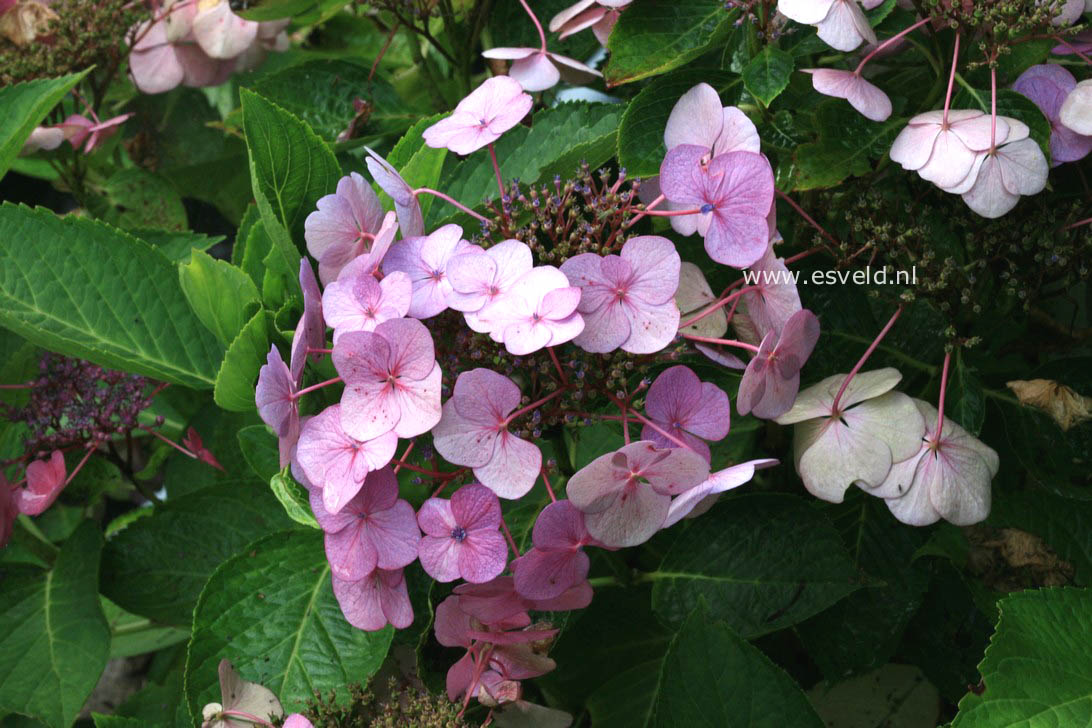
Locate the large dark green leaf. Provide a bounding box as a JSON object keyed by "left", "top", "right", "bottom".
{"left": 0, "top": 204, "right": 225, "bottom": 388}
{"left": 0, "top": 522, "right": 110, "bottom": 728}
{"left": 650, "top": 493, "right": 860, "bottom": 637}
{"left": 100, "top": 481, "right": 294, "bottom": 626}
{"left": 742, "top": 46, "right": 794, "bottom": 107}
{"left": 0, "top": 71, "right": 88, "bottom": 182}
{"left": 792, "top": 103, "right": 904, "bottom": 191}
{"left": 184, "top": 530, "right": 393, "bottom": 716}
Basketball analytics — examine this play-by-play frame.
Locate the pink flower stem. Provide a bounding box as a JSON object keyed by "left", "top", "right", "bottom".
{"left": 829, "top": 305, "right": 903, "bottom": 415}
{"left": 679, "top": 333, "right": 761, "bottom": 353}
{"left": 506, "top": 388, "right": 567, "bottom": 424}
{"left": 500, "top": 516, "right": 520, "bottom": 557}
{"left": 397, "top": 461, "right": 464, "bottom": 479}
{"left": 393, "top": 441, "right": 415, "bottom": 475}
{"left": 775, "top": 189, "right": 838, "bottom": 246}
{"left": 932, "top": 350, "right": 952, "bottom": 445}
{"left": 942, "top": 33, "right": 961, "bottom": 127}
{"left": 517, "top": 0, "right": 548, "bottom": 53}
{"left": 414, "top": 188, "right": 489, "bottom": 223}
{"left": 62, "top": 444, "right": 98, "bottom": 487}
{"left": 1053, "top": 35, "right": 1092, "bottom": 66}
{"left": 723, "top": 290, "right": 744, "bottom": 324}
{"left": 854, "top": 16, "right": 932, "bottom": 75}
{"left": 369, "top": 21, "right": 400, "bottom": 82}
{"left": 307, "top": 347, "right": 333, "bottom": 355}
{"left": 1065, "top": 216, "right": 1092, "bottom": 230}
{"left": 0, "top": 382, "right": 34, "bottom": 389}
{"left": 784, "top": 245, "right": 824, "bottom": 265}
{"left": 488, "top": 143, "right": 505, "bottom": 201}
{"left": 603, "top": 392, "right": 696, "bottom": 452}
{"left": 639, "top": 207, "right": 705, "bottom": 217}
{"left": 547, "top": 346, "right": 569, "bottom": 385}
{"left": 218, "top": 711, "right": 275, "bottom": 728}
{"left": 679, "top": 286, "right": 760, "bottom": 329}
{"left": 540, "top": 467, "right": 557, "bottom": 502}
{"left": 623, "top": 194, "right": 666, "bottom": 229}
{"left": 139, "top": 425, "right": 199, "bottom": 461}
{"left": 292, "top": 376, "right": 342, "bottom": 399}
{"left": 990, "top": 65, "right": 997, "bottom": 149}
{"left": 620, "top": 402, "right": 631, "bottom": 445}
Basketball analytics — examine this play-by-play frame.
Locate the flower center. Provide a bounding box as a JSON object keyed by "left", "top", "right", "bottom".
{"left": 700, "top": 203, "right": 714, "bottom": 214}
{"left": 451, "top": 526, "right": 468, "bottom": 542}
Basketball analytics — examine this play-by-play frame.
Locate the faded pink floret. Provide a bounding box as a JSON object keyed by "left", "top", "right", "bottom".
{"left": 422, "top": 76, "right": 533, "bottom": 154}
{"left": 432, "top": 368, "right": 542, "bottom": 499}
{"left": 333, "top": 318, "right": 442, "bottom": 441}
{"left": 192, "top": 0, "right": 258, "bottom": 59}
{"left": 481, "top": 48, "right": 602, "bottom": 93}
{"left": 1013, "top": 64, "right": 1092, "bottom": 164}
{"left": 57, "top": 113, "right": 132, "bottom": 153}
{"left": 364, "top": 148, "right": 424, "bottom": 239}
{"left": 447, "top": 239, "right": 534, "bottom": 334}
{"left": 549, "top": 0, "right": 630, "bottom": 45}
{"left": 127, "top": 2, "right": 234, "bottom": 94}
{"left": 560, "top": 235, "right": 680, "bottom": 354}
{"left": 294, "top": 404, "right": 398, "bottom": 514}
{"left": 567, "top": 441, "right": 709, "bottom": 547}
{"left": 664, "top": 458, "right": 779, "bottom": 527}
{"left": 332, "top": 568, "right": 414, "bottom": 631}
{"left": 737, "top": 309, "right": 821, "bottom": 420}
{"left": 310, "top": 467, "right": 419, "bottom": 581}
{"left": 283, "top": 715, "right": 315, "bottom": 728}
{"left": 18, "top": 450, "right": 66, "bottom": 516}
{"left": 304, "top": 174, "right": 388, "bottom": 285}
{"left": 642, "top": 365, "right": 731, "bottom": 461}
{"left": 889, "top": 110, "right": 1013, "bottom": 190}
{"left": 659, "top": 146, "right": 774, "bottom": 268}
{"left": 290, "top": 259, "right": 325, "bottom": 386}
{"left": 778, "top": 0, "right": 880, "bottom": 52}
{"left": 417, "top": 484, "right": 508, "bottom": 583}
{"left": 512, "top": 500, "right": 594, "bottom": 600}
{"left": 322, "top": 266, "right": 411, "bottom": 345}
{"left": 452, "top": 577, "right": 592, "bottom": 628}
{"left": 804, "top": 69, "right": 892, "bottom": 122}
{"left": 961, "top": 138, "right": 1048, "bottom": 219}
{"left": 383, "top": 225, "right": 483, "bottom": 319}
{"left": 740, "top": 245, "right": 802, "bottom": 341}
{"left": 256, "top": 345, "right": 299, "bottom": 467}
{"left": 487, "top": 266, "right": 585, "bottom": 356}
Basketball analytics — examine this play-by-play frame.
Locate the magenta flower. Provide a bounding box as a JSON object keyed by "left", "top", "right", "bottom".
{"left": 567, "top": 441, "right": 709, "bottom": 547}
{"left": 778, "top": 0, "right": 881, "bottom": 52}
{"left": 310, "top": 467, "right": 420, "bottom": 581}
{"left": 284, "top": 715, "right": 315, "bottom": 728}
{"left": 333, "top": 319, "right": 442, "bottom": 442}
{"left": 511, "top": 500, "right": 594, "bottom": 600}
{"left": 961, "top": 138, "right": 1048, "bottom": 219}
{"left": 664, "top": 458, "right": 779, "bottom": 527}
{"left": 740, "top": 246, "right": 802, "bottom": 341}
{"left": 641, "top": 366, "right": 731, "bottom": 462}
{"left": 549, "top": 0, "right": 630, "bottom": 45}
{"left": 17, "top": 450, "right": 66, "bottom": 516}
{"left": 659, "top": 146, "right": 774, "bottom": 268}
{"left": 382, "top": 225, "right": 483, "bottom": 319}
{"left": 737, "top": 309, "right": 821, "bottom": 420}
{"left": 289, "top": 258, "right": 324, "bottom": 386}
{"left": 256, "top": 345, "right": 298, "bottom": 467}
{"left": 488, "top": 266, "right": 585, "bottom": 355}
{"left": 1013, "top": 64, "right": 1092, "bottom": 164}
{"left": 332, "top": 568, "right": 414, "bottom": 632}
{"left": 804, "top": 69, "right": 891, "bottom": 122}
{"left": 294, "top": 404, "right": 398, "bottom": 514}
{"left": 481, "top": 48, "right": 601, "bottom": 93}
{"left": 322, "top": 266, "right": 411, "bottom": 345}
{"left": 422, "top": 76, "right": 533, "bottom": 154}
{"left": 364, "top": 148, "right": 424, "bottom": 239}
{"left": 560, "top": 236, "right": 680, "bottom": 354}
{"left": 447, "top": 239, "right": 534, "bottom": 334}
{"left": 304, "top": 173, "right": 388, "bottom": 285}
{"left": 432, "top": 368, "right": 541, "bottom": 499}
{"left": 889, "top": 110, "right": 1017, "bottom": 189}
{"left": 57, "top": 113, "right": 132, "bottom": 154}
{"left": 1061, "top": 80, "right": 1092, "bottom": 136}
{"left": 417, "top": 484, "right": 509, "bottom": 583}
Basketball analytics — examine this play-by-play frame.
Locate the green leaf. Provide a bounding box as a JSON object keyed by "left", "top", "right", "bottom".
{"left": 989, "top": 490, "right": 1092, "bottom": 586}
{"left": 951, "top": 587, "right": 1092, "bottom": 727}
{"left": 92, "top": 716, "right": 146, "bottom": 728}
{"left": 0, "top": 71, "right": 89, "bottom": 182}
{"left": 237, "top": 424, "right": 281, "bottom": 482}
{"left": 185, "top": 530, "right": 393, "bottom": 716}
{"left": 793, "top": 103, "right": 905, "bottom": 191}
{"left": 617, "top": 69, "right": 740, "bottom": 178}
{"left": 0, "top": 204, "right": 225, "bottom": 388}
{"left": 100, "top": 481, "right": 294, "bottom": 626}
{"left": 950, "top": 351, "right": 986, "bottom": 435}
{"left": 102, "top": 598, "right": 189, "bottom": 659}
{"left": 179, "top": 250, "right": 261, "bottom": 347}
{"left": 214, "top": 310, "right": 270, "bottom": 413}
{"left": 87, "top": 169, "right": 188, "bottom": 232}
{"left": 604, "top": 0, "right": 735, "bottom": 86}
{"left": 647, "top": 606, "right": 823, "bottom": 727}
{"left": 271, "top": 467, "right": 320, "bottom": 529}
{"left": 235, "top": 0, "right": 315, "bottom": 20}
{"left": 0, "top": 521, "right": 110, "bottom": 728}
{"left": 240, "top": 87, "right": 341, "bottom": 244}
{"left": 649, "top": 493, "right": 860, "bottom": 637}
{"left": 131, "top": 229, "right": 226, "bottom": 264}
{"left": 742, "top": 46, "right": 794, "bottom": 107}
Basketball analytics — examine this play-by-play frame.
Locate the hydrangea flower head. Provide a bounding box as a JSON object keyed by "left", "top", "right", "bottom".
{"left": 422, "top": 76, "right": 533, "bottom": 154}
{"left": 889, "top": 110, "right": 1022, "bottom": 190}
{"left": 383, "top": 225, "right": 483, "bottom": 319}
{"left": 432, "top": 368, "right": 542, "bottom": 499}
{"left": 511, "top": 500, "right": 595, "bottom": 600}
{"left": 481, "top": 48, "right": 601, "bottom": 93}
{"left": 304, "top": 173, "right": 388, "bottom": 285}
{"left": 560, "top": 235, "right": 680, "bottom": 354}
{"left": 737, "top": 309, "right": 821, "bottom": 420}
{"left": 1013, "top": 64, "right": 1092, "bottom": 164}
{"left": 417, "top": 484, "right": 509, "bottom": 583}
{"left": 641, "top": 365, "right": 731, "bottom": 461}
{"left": 447, "top": 239, "right": 534, "bottom": 333}
{"left": 804, "top": 69, "right": 892, "bottom": 122}
{"left": 488, "top": 266, "right": 585, "bottom": 355}
{"left": 322, "top": 265, "right": 411, "bottom": 344}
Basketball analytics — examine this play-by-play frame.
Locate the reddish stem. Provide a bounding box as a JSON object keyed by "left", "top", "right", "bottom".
{"left": 854, "top": 16, "right": 931, "bottom": 75}
{"left": 63, "top": 445, "right": 98, "bottom": 487}
{"left": 292, "top": 376, "right": 341, "bottom": 399}
{"left": 1064, "top": 216, "right": 1092, "bottom": 230}
{"left": 307, "top": 347, "right": 333, "bottom": 355}
{"left": 0, "top": 382, "right": 34, "bottom": 389}
{"left": 369, "top": 22, "right": 400, "bottom": 82}
{"left": 776, "top": 189, "right": 838, "bottom": 246}
{"left": 679, "top": 286, "right": 758, "bottom": 329}
{"left": 942, "top": 34, "right": 961, "bottom": 127}
{"left": 680, "top": 333, "right": 761, "bottom": 353}
{"left": 1054, "top": 35, "right": 1092, "bottom": 66}
{"left": 829, "top": 305, "right": 903, "bottom": 414}
{"left": 603, "top": 392, "right": 696, "bottom": 452}
{"left": 989, "top": 65, "right": 997, "bottom": 150}
{"left": 139, "top": 425, "right": 199, "bottom": 460}
{"left": 547, "top": 346, "right": 569, "bottom": 385}
{"left": 414, "top": 188, "right": 489, "bottom": 222}
{"left": 933, "top": 351, "right": 952, "bottom": 445}
{"left": 784, "top": 245, "right": 824, "bottom": 266}
{"left": 393, "top": 441, "right": 414, "bottom": 475}
{"left": 500, "top": 516, "right": 520, "bottom": 557}
{"left": 540, "top": 467, "right": 557, "bottom": 502}
{"left": 640, "top": 207, "right": 706, "bottom": 217}
{"left": 489, "top": 143, "right": 505, "bottom": 201}
{"left": 517, "top": 0, "right": 548, "bottom": 52}
{"left": 623, "top": 193, "right": 665, "bottom": 229}
{"left": 505, "top": 388, "right": 566, "bottom": 424}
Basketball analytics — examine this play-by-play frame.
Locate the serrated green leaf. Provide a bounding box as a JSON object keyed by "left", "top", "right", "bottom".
{"left": 240, "top": 87, "right": 341, "bottom": 244}
{"left": 950, "top": 351, "right": 986, "bottom": 435}
{"left": 185, "top": 530, "right": 393, "bottom": 716}
{"left": 0, "top": 70, "right": 89, "bottom": 182}
{"left": 235, "top": 0, "right": 315, "bottom": 21}
{"left": 604, "top": 1, "right": 735, "bottom": 86}
{"left": 0, "top": 521, "right": 110, "bottom": 728}
{"left": 793, "top": 103, "right": 905, "bottom": 190}
{"left": 214, "top": 310, "right": 270, "bottom": 413}
{"left": 100, "top": 481, "right": 294, "bottom": 626}
{"left": 179, "top": 250, "right": 261, "bottom": 347}
{"left": 0, "top": 204, "right": 225, "bottom": 388}
{"left": 271, "top": 468, "right": 320, "bottom": 529}
{"left": 91, "top": 716, "right": 146, "bottom": 728}
{"left": 617, "top": 69, "right": 740, "bottom": 178}
{"left": 102, "top": 598, "right": 189, "bottom": 659}
{"left": 238, "top": 424, "right": 281, "bottom": 482}
{"left": 951, "top": 587, "right": 1092, "bottom": 727}
{"left": 87, "top": 168, "right": 188, "bottom": 232}
{"left": 131, "top": 229, "right": 226, "bottom": 265}
{"left": 649, "top": 493, "right": 860, "bottom": 637}
{"left": 743, "top": 46, "right": 794, "bottom": 107}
